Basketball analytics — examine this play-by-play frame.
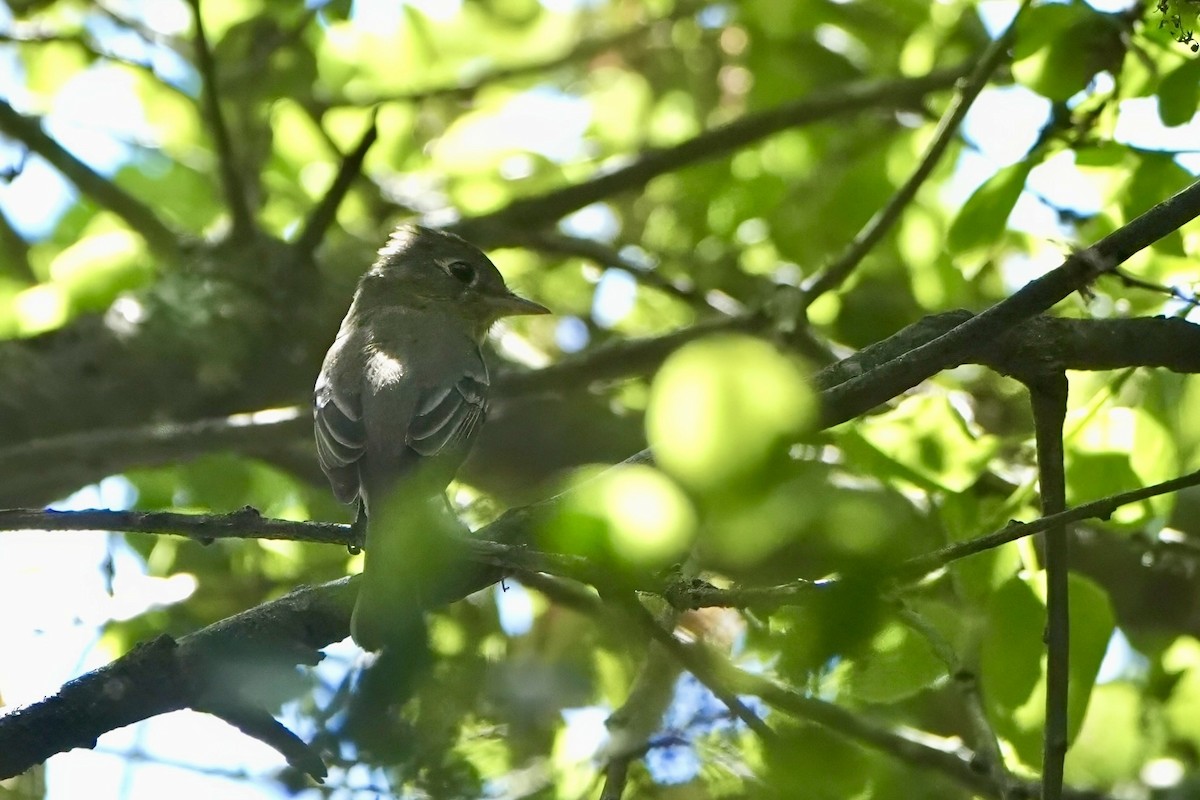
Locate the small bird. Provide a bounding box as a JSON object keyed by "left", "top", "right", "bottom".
{"left": 314, "top": 225, "right": 548, "bottom": 652}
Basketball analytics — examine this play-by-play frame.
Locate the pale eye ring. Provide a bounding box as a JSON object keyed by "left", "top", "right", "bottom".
{"left": 446, "top": 260, "right": 477, "bottom": 286}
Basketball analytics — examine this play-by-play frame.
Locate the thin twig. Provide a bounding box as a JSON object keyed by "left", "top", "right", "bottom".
{"left": 186, "top": 0, "right": 254, "bottom": 240}
{"left": 0, "top": 507, "right": 353, "bottom": 546}
{"left": 513, "top": 230, "right": 709, "bottom": 309}
{"left": 609, "top": 592, "right": 774, "bottom": 740}
{"left": 800, "top": 2, "right": 1029, "bottom": 307}
{"left": 293, "top": 110, "right": 380, "bottom": 258}
{"left": 7, "top": 455, "right": 1200, "bottom": 609}
{"left": 896, "top": 605, "right": 1016, "bottom": 796}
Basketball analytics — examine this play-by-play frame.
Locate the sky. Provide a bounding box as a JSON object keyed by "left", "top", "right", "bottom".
{"left": 1, "top": 0, "right": 1198, "bottom": 797}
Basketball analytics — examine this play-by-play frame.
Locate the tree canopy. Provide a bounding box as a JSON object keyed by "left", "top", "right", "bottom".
{"left": 2, "top": 0, "right": 1200, "bottom": 798}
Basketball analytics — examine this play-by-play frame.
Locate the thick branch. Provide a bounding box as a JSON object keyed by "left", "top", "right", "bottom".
{"left": 0, "top": 579, "right": 356, "bottom": 780}
{"left": 820, "top": 177, "right": 1200, "bottom": 427}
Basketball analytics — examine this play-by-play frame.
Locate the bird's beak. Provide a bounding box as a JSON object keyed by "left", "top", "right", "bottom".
{"left": 487, "top": 291, "right": 551, "bottom": 317}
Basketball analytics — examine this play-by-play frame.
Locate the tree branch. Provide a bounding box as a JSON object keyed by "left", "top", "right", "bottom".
{"left": 0, "top": 579, "right": 356, "bottom": 780}
{"left": 186, "top": 0, "right": 254, "bottom": 240}
{"left": 819, "top": 176, "right": 1200, "bottom": 427}
{"left": 4, "top": 450, "right": 1194, "bottom": 785}
{"left": 450, "top": 64, "right": 971, "bottom": 244}
{"left": 1030, "top": 374, "right": 1071, "bottom": 800}
{"left": 800, "top": 3, "right": 1028, "bottom": 306}
{"left": 293, "top": 110, "right": 379, "bottom": 259}
{"left": 0, "top": 100, "right": 182, "bottom": 259}
{"left": 0, "top": 407, "right": 312, "bottom": 508}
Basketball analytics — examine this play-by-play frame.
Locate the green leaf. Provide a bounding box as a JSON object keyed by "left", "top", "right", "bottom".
{"left": 947, "top": 161, "right": 1034, "bottom": 254}
{"left": 1012, "top": 3, "right": 1124, "bottom": 101}
{"left": 838, "top": 394, "right": 1000, "bottom": 493}
{"left": 1065, "top": 682, "right": 1148, "bottom": 786}
{"left": 1066, "top": 405, "right": 1177, "bottom": 528}
{"left": 844, "top": 618, "right": 948, "bottom": 704}
{"left": 981, "top": 572, "right": 1115, "bottom": 766}
{"left": 982, "top": 576, "right": 1046, "bottom": 713}
{"left": 764, "top": 724, "right": 872, "bottom": 798}
{"left": 1159, "top": 60, "right": 1200, "bottom": 127}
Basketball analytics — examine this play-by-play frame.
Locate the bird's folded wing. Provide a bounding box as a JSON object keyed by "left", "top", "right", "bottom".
{"left": 408, "top": 359, "right": 489, "bottom": 457}
{"left": 314, "top": 370, "right": 366, "bottom": 503}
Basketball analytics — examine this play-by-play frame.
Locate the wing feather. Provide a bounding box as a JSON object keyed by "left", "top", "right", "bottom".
{"left": 409, "top": 372, "right": 488, "bottom": 456}
{"left": 314, "top": 371, "right": 366, "bottom": 503}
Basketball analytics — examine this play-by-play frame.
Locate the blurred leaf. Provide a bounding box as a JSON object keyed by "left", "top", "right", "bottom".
{"left": 647, "top": 335, "right": 816, "bottom": 494}
{"left": 839, "top": 394, "right": 1000, "bottom": 493}
{"left": 1158, "top": 60, "right": 1200, "bottom": 127}
{"left": 543, "top": 463, "right": 696, "bottom": 570}
{"left": 1012, "top": 3, "right": 1125, "bottom": 101}
{"left": 1124, "top": 153, "right": 1193, "bottom": 256}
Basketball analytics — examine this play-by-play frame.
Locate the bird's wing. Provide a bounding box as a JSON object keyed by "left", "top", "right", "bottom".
{"left": 314, "top": 361, "right": 367, "bottom": 504}
{"left": 408, "top": 352, "right": 489, "bottom": 457}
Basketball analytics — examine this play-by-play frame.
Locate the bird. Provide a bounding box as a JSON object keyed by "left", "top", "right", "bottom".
{"left": 314, "top": 225, "right": 549, "bottom": 653}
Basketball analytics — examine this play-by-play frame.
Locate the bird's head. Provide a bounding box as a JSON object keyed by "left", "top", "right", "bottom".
{"left": 358, "top": 225, "right": 549, "bottom": 334}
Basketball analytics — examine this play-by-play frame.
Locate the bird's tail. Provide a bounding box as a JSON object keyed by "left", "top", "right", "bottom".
{"left": 350, "top": 488, "right": 456, "bottom": 654}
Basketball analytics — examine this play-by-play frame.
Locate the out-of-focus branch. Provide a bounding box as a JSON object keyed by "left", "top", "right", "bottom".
{"left": 341, "top": 20, "right": 662, "bottom": 108}
{"left": 186, "top": 0, "right": 254, "bottom": 240}
{"left": 0, "top": 579, "right": 357, "bottom": 780}
{"left": 800, "top": 3, "right": 1028, "bottom": 306}
{"left": 0, "top": 407, "right": 313, "bottom": 508}
{"left": 0, "top": 100, "right": 182, "bottom": 259}
{"left": 451, "top": 65, "right": 972, "bottom": 244}
{"left": 0, "top": 207, "right": 35, "bottom": 282}
{"left": 293, "top": 111, "right": 379, "bottom": 259}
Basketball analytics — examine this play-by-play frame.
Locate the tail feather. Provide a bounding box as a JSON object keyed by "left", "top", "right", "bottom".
{"left": 349, "top": 489, "right": 456, "bottom": 652}
{"left": 351, "top": 513, "right": 428, "bottom": 652}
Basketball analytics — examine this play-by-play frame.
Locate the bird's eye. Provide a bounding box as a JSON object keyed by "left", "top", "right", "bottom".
{"left": 446, "top": 261, "right": 477, "bottom": 285}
